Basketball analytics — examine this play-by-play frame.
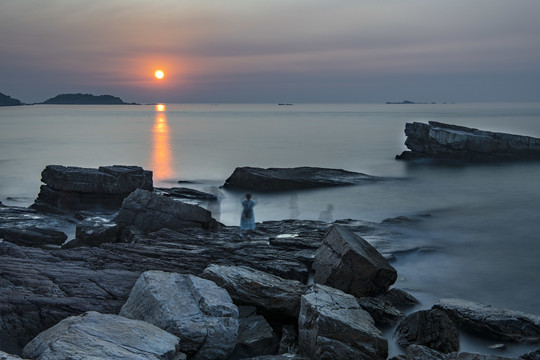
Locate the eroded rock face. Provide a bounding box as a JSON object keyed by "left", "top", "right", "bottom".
{"left": 312, "top": 225, "right": 397, "bottom": 297}
{"left": 202, "top": 265, "right": 308, "bottom": 318}
{"left": 114, "top": 189, "right": 218, "bottom": 232}
{"left": 32, "top": 165, "right": 153, "bottom": 212}
{"left": 394, "top": 309, "right": 460, "bottom": 354}
{"left": 223, "top": 166, "right": 381, "bottom": 192}
{"left": 434, "top": 298, "right": 540, "bottom": 343}
{"left": 119, "top": 271, "right": 238, "bottom": 359}
{"left": 298, "top": 284, "right": 388, "bottom": 360}
{"left": 22, "top": 311, "right": 185, "bottom": 360}
{"left": 396, "top": 121, "right": 540, "bottom": 162}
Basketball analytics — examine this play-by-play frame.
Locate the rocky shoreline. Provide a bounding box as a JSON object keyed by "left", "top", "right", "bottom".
{"left": 1, "top": 165, "right": 540, "bottom": 359}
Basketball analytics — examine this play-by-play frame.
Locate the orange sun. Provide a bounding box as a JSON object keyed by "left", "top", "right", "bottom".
{"left": 154, "top": 70, "right": 165, "bottom": 79}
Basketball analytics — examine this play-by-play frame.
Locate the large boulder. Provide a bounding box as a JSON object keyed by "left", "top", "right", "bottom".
{"left": 394, "top": 309, "right": 460, "bottom": 353}
{"left": 114, "top": 189, "right": 218, "bottom": 232}
{"left": 223, "top": 166, "right": 381, "bottom": 192}
{"left": 22, "top": 311, "right": 185, "bottom": 360}
{"left": 357, "top": 297, "right": 404, "bottom": 326}
{"left": 396, "top": 121, "right": 540, "bottom": 162}
{"left": 298, "top": 284, "right": 388, "bottom": 360}
{"left": 63, "top": 216, "right": 120, "bottom": 248}
{"left": 312, "top": 225, "right": 397, "bottom": 297}
{"left": 0, "top": 227, "right": 66, "bottom": 248}
{"left": 229, "top": 307, "right": 278, "bottom": 360}
{"left": 202, "top": 264, "right": 308, "bottom": 318}
{"left": 434, "top": 298, "right": 540, "bottom": 343}
{"left": 119, "top": 271, "right": 238, "bottom": 359}
{"left": 32, "top": 165, "right": 153, "bottom": 212}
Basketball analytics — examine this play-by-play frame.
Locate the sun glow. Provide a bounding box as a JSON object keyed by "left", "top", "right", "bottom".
{"left": 154, "top": 70, "right": 165, "bottom": 79}
{"left": 156, "top": 103, "right": 166, "bottom": 112}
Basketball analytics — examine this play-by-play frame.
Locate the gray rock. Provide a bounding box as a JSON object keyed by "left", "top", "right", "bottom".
{"left": 114, "top": 189, "right": 218, "bottom": 232}
{"left": 396, "top": 121, "right": 540, "bottom": 162}
{"left": 0, "top": 227, "right": 66, "bottom": 248}
{"left": 119, "top": 271, "right": 238, "bottom": 359}
{"left": 312, "top": 225, "right": 397, "bottom": 297}
{"left": 230, "top": 307, "right": 278, "bottom": 359}
{"left": 32, "top": 165, "right": 153, "bottom": 212}
{"left": 224, "top": 166, "right": 381, "bottom": 192}
{"left": 63, "top": 216, "right": 120, "bottom": 248}
{"left": 434, "top": 298, "right": 540, "bottom": 343}
{"left": 521, "top": 348, "right": 540, "bottom": 360}
{"left": 394, "top": 309, "right": 460, "bottom": 353}
{"left": 242, "top": 355, "right": 309, "bottom": 360}
{"left": 202, "top": 264, "right": 308, "bottom": 317}
{"left": 446, "top": 353, "right": 519, "bottom": 360}
{"left": 278, "top": 324, "right": 298, "bottom": 355}
{"left": 298, "top": 284, "right": 388, "bottom": 360}
{"left": 155, "top": 187, "right": 217, "bottom": 200}
{"left": 0, "top": 351, "right": 27, "bottom": 360}
{"left": 357, "top": 297, "right": 404, "bottom": 326}
{"left": 404, "top": 344, "right": 445, "bottom": 360}
{"left": 22, "top": 311, "right": 185, "bottom": 360}
{"left": 382, "top": 288, "right": 420, "bottom": 309}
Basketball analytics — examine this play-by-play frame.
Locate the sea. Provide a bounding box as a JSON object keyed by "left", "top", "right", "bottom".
{"left": 1, "top": 102, "right": 540, "bottom": 356}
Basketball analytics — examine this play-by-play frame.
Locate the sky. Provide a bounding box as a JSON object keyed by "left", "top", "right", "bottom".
{"left": 1, "top": 0, "right": 539, "bottom": 104}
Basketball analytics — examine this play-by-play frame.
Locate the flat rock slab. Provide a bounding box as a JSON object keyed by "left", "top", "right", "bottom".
{"left": 434, "top": 298, "right": 540, "bottom": 343}
{"left": 396, "top": 121, "right": 540, "bottom": 162}
{"left": 120, "top": 271, "right": 238, "bottom": 359}
{"left": 298, "top": 284, "right": 388, "bottom": 360}
{"left": 312, "top": 225, "right": 397, "bottom": 297}
{"left": 32, "top": 165, "right": 153, "bottom": 212}
{"left": 223, "top": 166, "right": 381, "bottom": 191}
{"left": 22, "top": 311, "right": 184, "bottom": 360}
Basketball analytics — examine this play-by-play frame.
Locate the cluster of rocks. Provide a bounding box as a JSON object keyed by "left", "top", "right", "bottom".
{"left": 396, "top": 121, "right": 540, "bottom": 162}
{"left": 2, "top": 165, "right": 540, "bottom": 360}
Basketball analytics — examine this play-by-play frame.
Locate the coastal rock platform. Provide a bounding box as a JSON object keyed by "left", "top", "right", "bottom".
{"left": 396, "top": 121, "right": 540, "bottom": 162}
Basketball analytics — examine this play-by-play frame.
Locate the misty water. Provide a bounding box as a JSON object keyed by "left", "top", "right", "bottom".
{"left": 1, "top": 103, "right": 540, "bottom": 356}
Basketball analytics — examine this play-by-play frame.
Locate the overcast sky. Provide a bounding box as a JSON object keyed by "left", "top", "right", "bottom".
{"left": 1, "top": 0, "right": 539, "bottom": 103}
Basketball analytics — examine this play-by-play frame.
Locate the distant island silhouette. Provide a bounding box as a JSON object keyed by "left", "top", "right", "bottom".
{"left": 42, "top": 93, "right": 137, "bottom": 105}
{"left": 0, "top": 92, "right": 24, "bottom": 106}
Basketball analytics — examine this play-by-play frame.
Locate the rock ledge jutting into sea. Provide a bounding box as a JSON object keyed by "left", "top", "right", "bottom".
{"left": 223, "top": 166, "right": 382, "bottom": 191}
{"left": 396, "top": 121, "right": 540, "bottom": 162}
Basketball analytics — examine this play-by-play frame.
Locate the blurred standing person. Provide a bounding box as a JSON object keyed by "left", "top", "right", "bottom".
{"left": 240, "top": 193, "right": 256, "bottom": 238}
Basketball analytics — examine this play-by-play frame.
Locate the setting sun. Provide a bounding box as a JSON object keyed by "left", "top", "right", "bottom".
{"left": 154, "top": 70, "right": 165, "bottom": 79}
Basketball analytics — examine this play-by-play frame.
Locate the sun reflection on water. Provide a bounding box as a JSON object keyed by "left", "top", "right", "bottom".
{"left": 151, "top": 104, "right": 173, "bottom": 183}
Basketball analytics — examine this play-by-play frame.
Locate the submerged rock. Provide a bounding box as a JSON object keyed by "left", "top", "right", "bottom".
{"left": 396, "top": 121, "right": 540, "bottom": 162}
{"left": 312, "top": 225, "right": 397, "bottom": 297}
{"left": 22, "top": 311, "right": 184, "bottom": 360}
{"left": 32, "top": 165, "right": 153, "bottom": 212}
{"left": 223, "top": 166, "right": 381, "bottom": 191}
{"left": 434, "top": 298, "right": 540, "bottom": 343}
{"left": 120, "top": 271, "right": 238, "bottom": 359}
{"left": 298, "top": 284, "right": 388, "bottom": 360}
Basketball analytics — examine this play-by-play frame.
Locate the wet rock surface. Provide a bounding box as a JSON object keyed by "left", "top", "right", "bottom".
{"left": 396, "top": 121, "right": 540, "bottom": 162}
{"left": 223, "top": 166, "right": 382, "bottom": 191}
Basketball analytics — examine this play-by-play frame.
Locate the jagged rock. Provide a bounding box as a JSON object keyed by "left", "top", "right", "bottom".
{"left": 278, "top": 324, "right": 298, "bottom": 355}
{"left": 298, "top": 284, "right": 388, "bottom": 360}
{"left": 403, "top": 344, "right": 445, "bottom": 360}
{"left": 382, "top": 288, "right": 420, "bottom": 309}
{"left": 119, "top": 271, "right": 238, "bottom": 359}
{"left": 114, "top": 189, "right": 218, "bottom": 232}
{"left": 394, "top": 309, "right": 460, "bottom": 353}
{"left": 434, "top": 298, "right": 540, "bottom": 343}
{"left": 32, "top": 165, "right": 153, "bottom": 212}
{"left": 312, "top": 225, "right": 397, "bottom": 297}
{"left": 22, "top": 311, "right": 185, "bottom": 360}
{"left": 521, "top": 348, "right": 540, "bottom": 360}
{"left": 0, "top": 227, "right": 66, "bottom": 248}
{"left": 155, "top": 187, "right": 217, "bottom": 200}
{"left": 357, "top": 297, "right": 404, "bottom": 326}
{"left": 223, "top": 166, "right": 381, "bottom": 192}
{"left": 396, "top": 121, "right": 540, "bottom": 162}
{"left": 63, "top": 216, "right": 120, "bottom": 248}
{"left": 241, "top": 355, "right": 309, "bottom": 360}
{"left": 229, "top": 306, "right": 278, "bottom": 359}
{"left": 202, "top": 265, "right": 308, "bottom": 318}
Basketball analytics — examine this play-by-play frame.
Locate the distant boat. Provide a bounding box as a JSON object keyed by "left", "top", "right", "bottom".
{"left": 278, "top": 103, "right": 294, "bottom": 106}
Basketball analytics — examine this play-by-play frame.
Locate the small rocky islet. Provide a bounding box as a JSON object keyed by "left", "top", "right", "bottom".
{"left": 1, "top": 158, "right": 540, "bottom": 359}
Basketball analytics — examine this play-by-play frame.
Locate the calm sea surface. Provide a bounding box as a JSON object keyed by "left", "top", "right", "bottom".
{"left": 1, "top": 103, "right": 540, "bottom": 355}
